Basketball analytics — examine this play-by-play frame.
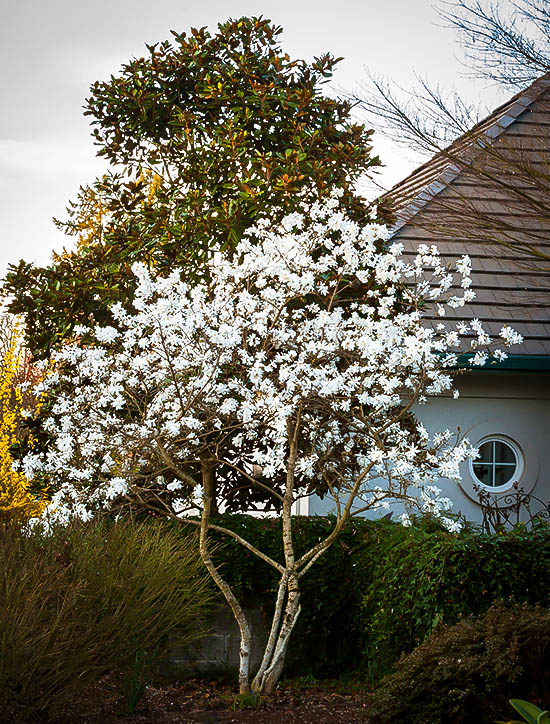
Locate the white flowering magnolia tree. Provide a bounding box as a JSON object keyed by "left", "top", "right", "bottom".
{"left": 24, "top": 193, "right": 521, "bottom": 694}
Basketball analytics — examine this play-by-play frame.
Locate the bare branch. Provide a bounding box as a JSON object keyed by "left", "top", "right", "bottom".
{"left": 437, "top": 0, "right": 550, "bottom": 87}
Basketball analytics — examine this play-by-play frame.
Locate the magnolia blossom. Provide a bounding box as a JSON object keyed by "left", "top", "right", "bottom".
{"left": 26, "top": 193, "right": 520, "bottom": 531}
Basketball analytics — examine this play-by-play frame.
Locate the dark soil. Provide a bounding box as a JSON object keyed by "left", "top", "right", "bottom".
{"left": 53, "top": 676, "right": 372, "bottom": 723}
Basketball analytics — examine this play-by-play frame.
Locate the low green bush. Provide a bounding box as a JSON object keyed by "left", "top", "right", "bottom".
{"left": 0, "top": 519, "right": 212, "bottom": 721}
{"left": 367, "top": 602, "right": 550, "bottom": 724}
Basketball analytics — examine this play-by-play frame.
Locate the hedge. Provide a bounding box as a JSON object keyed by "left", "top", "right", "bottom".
{"left": 361, "top": 516, "right": 550, "bottom": 681}
{"left": 202, "top": 515, "right": 550, "bottom": 679}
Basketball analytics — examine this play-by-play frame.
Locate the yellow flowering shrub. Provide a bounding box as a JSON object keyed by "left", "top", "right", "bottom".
{"left": 0, "top": 325, "right": 44, "bottom": 522}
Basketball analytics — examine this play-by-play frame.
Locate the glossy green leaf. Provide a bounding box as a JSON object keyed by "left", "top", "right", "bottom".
{"left": 510, "top": 699, "right": 545, "bottom": 724}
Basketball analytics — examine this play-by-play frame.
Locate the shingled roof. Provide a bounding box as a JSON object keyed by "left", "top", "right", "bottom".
{"left": 385, "top": 74, "right": 550, "bottom": 361}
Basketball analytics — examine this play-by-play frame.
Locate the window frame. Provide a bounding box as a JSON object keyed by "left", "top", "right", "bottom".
{"left": 469, "top": 435, "right": 524, "bottom": 492}
{"left": 456, "top": 418, "right": 538, "bottom": 507}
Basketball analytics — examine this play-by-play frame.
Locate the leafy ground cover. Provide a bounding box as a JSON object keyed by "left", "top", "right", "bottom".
{"left": 53, "top": 676, "right": 372, "bottom": 723}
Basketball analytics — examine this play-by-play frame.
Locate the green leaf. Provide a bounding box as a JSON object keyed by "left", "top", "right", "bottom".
{"left": 509, "top": 699, "right": 544, "bottom": 724}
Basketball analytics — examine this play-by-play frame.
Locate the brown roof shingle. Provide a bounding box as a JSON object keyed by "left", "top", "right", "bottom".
{"left": 385, "top": 74, "right": 550, "bottom": 358}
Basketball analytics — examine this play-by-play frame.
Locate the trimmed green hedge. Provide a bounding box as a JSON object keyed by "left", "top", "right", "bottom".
{"left": 203, "top": 515, "right": 550, "bottom": 679}
{"left": 361, "top": 516, "right": 550, "bottom": 681}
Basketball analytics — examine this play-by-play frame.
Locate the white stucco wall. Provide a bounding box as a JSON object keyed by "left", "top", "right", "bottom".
{"left": 306, "top": 371, "right": 550, "bottom": 524}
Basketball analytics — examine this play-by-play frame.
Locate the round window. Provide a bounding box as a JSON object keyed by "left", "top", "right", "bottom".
{"left": 470, "top": 437, "right": 523, "bottom": 489}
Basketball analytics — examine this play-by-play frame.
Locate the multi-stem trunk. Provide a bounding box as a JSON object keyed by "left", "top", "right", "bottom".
{"left": 198, "top": 414, "right": 348, "bottom": 696}
{"left": 251, "top": 572, "right": 301, "bottom": 694}
{"left": 251, "top": 417, "right": 302, "bottom": 694}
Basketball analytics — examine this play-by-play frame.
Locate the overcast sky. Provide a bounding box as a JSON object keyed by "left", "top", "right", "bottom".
{"left": 0, "top": 0, "right": 506, "bottom": 277}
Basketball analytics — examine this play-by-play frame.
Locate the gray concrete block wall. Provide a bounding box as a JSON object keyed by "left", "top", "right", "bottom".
{"left": 163, "top": 605, "right": 267, "bottom": 678}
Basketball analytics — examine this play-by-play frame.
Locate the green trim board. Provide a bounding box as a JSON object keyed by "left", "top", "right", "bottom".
{"left": 456, "top": 354, "right": 550, "bottom": 371}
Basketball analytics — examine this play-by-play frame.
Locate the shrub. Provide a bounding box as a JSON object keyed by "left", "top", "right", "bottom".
{"left": 360, "top": 517, "right": 550, "bottom": 681}
{"left": 0, "top": 518, "right": 212, "bottom": 721}
{"left": 366, "top": 602, "right": 550, "bottom": 724}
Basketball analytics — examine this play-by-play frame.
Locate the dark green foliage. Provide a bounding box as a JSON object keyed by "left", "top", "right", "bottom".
{"left": 4, "top": 16, "right": 384, "bottom": 360}
{"left": 0, "top": 519, "right": 212, "bottom": 721}
{"left": 361, "top": 517, "right": 550, "bottom": 682}
{"left": 202, "top": 515, "right": 550, "bottom": 679}
{"left": 366, "top": 602, "right": 550, "bottom": 724}
{"left": 207, "top": 515, "right": 368, "bottom": 677}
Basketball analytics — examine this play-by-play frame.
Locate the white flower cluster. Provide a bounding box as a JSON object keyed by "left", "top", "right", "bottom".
{"left": 26, "top": 193, "right": 520, "bottom": 531}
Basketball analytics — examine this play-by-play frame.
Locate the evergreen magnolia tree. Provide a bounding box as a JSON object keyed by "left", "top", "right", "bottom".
{"left": 4, "top": 16, "right": 383, "bottom": 359}
{"left": 24, "top": 194, "right": 521, "bottom": 694}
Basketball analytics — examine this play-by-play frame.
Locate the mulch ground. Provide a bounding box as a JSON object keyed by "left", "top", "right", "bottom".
{"left": 53, "top": 676, "right": 373, "bottom": 723}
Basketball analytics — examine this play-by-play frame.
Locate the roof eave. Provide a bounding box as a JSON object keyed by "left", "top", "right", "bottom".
{"left": 385, "top": 75, "right": 550, "bottom": 238}
{"left": 456, "top": 354, "right": 550, "bottom": 372}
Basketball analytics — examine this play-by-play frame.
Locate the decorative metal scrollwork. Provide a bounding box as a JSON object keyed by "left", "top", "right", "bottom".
{"left": 474, "top": 482, "right": 550, "bottom": 534}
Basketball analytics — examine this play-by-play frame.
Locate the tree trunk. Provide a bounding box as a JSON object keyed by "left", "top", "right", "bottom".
{"left": 199, "top": 488, "right": 251, "bottom": 692}
{"left": 251, "top": 420, "right": 302, "bottom": 694}
{"left": 251, "top": 572, "right": 289, "bottom": 691}
{"left": 201, "top": 458, "right": 218, "bottom": 516}
{"left": 252, "top": 575, "right": 301, "bottom": 694}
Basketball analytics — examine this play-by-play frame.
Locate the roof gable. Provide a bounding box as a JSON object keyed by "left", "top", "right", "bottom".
{"left": 387, "top": 73, "right": 550, "bottom": 232}
{"left": 385, "top": 75, "right": 550, "bottom": 358}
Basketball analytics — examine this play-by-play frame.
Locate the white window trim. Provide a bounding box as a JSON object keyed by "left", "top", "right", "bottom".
{"left": 457, "top": 419, "right": 539, "bottom": 506}
{"left": 469, "top": 435, "right": 524, "bottom": 492}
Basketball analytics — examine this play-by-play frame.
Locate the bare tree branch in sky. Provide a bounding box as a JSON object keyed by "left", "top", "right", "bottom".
{"left": 347, "top": 0, "right": 550, "bottom": 266}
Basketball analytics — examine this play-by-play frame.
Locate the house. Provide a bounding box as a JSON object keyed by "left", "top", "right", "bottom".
{"left": 304, "top": 74, "right": 550, "bottom": 523}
